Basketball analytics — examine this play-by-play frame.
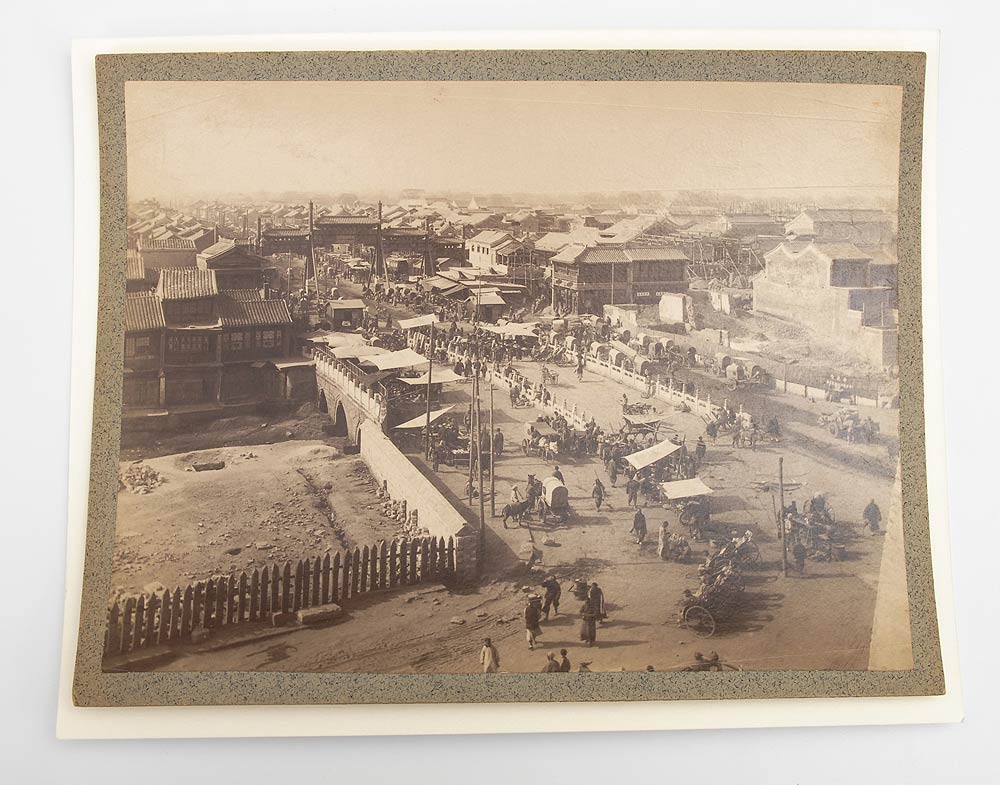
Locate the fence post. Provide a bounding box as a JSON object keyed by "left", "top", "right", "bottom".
{"left": 341, "top": 549, "right": 351, "bottom": 601}
{"left": 281, "top": 562, "right": 292, "bottom": 613}
{"left": 447, "top": 536, "right": 456, "bottom": 573}
{"left": 397, "top": 539, "right": 407, "bottom": 586}
{"left": 369, "top": 544, "right": 379, "bottom": 592}
{"left": 238, "top": 572, "right": 248, "bottom": 623}
{"left": 378, "top": 541, "right": 388, "bottom": 590}
{"left": 312, "top": 556, "right": 322, "bottom": 606}
{"left": 419, "top": 538, "right": 430, "bottom": 582}
{"left": 193, "top": 583, "right": 205, "bottom": 631}
{"left": 293, "top": 560, "right": 304, "bottom": 612}
{"left": 389, "top": 540, "right": 399, "bottom": 587}
{"left": 122, "top": 597, "right": 136, "bottom": 654}
{"left": 181, "top": 586, "right": 194, "bottom": 640}
{"left": 157, "top": 590, "right": 171, "bottom": 646}
{"left": 105, "top": 602, "right": 121, "bottom": 657}
{"left": 130, "top": 595, "right": 146, "bottom": 650}
{"left": 214, "top": 577, "right": 227, "bottom": 627}
{"left": 248, "top": 570, "right": 260, "bottom": 622}
{"left": 360, "top": 547, "right": 370, "bottom": 593}
{"left": 332, "top": 552, "right": 342, "bottom": 603}
{"left": 226, "top": 575, "right": 238, "bottom": 624}
{"left": 259, "top": 567, "right": 271, "bottom": 616}
{"left": 409, "top": 539, "right": 419, "bottom": 583}
{"left": 321, "top": 553, "right": 331, "bottom": 604}
{"left": 428, "top": 538, "right": 439, "bottom": 579}
{"left": 351, "top": 547, "right": 361, "bottom": 596}
{"left": 270, "top": 565, "right": 281, "bottom": 615}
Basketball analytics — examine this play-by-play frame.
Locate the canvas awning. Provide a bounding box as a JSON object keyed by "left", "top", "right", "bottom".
{"left": 622, "top": 413, "right": 666, "bottom": 427}
{"left": 271, "top": 358, "right": 316, "bottom": 370}
{"left": 393, "top": 405, "right": 455, "bottom": 430}
{"left": 332, "top": 344, "right": 388, "bottom": 359}
{"left": 625, "top": 439, "right": 681, "bottom": 470}
{"left": 328, "top": 299, "right": 366, "bottom": 311}
{"left": 469, "top": 292, "right": 507, "bottom": 306}
{"left": 399, "top": 369, "right": 465, "bottom": 385}
{"left": 610, "top": 339, "right": 640, "bottom": 360}
{"left": 306, "top": 332, "right": 365, "bottom": 347}
{"left": 357, "top": 348, "right": 430, "bottom": 371}
{"left": 659, "top": 477, "right": 714, "bottom": 499}
{"left": 398, "top": 314, "right": 439, "bottom": 330}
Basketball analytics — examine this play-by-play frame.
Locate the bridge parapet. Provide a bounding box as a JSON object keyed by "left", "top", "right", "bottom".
{"left": 312, "top": 347, "right": 386, "bottom": 424}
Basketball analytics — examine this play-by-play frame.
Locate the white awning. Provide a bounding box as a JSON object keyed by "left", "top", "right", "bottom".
{"left": 625, "top": 439, "right": 682, "bottom": 470}
{"left": 357, "top": 348, "right": 430, "bottom": 371}
{"left": 659, "top": 477, "right": 714, "bottom": 499}
{"left": 398, "top": 314, "right": 439, "bottom": 330}
{"left": 393, "top": 405, "right": 455, "bottom": 430}
{"left": 399, "top": 369, "right": 465, "bottom": 385}
{"left": 332, "top": 344, "right": 388, "bottom": 359}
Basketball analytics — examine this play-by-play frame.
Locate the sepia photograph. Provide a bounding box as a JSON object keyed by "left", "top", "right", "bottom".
{"left": 101, "top": 76, "right": 917, "bottom": 679}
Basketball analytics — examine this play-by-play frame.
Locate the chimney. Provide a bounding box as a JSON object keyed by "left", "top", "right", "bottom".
{"left": 262, "top": 280, "right": 271, "bottom": 299}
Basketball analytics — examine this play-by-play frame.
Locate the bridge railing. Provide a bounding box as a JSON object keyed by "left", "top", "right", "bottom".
{"left": 312, "top": 347, "right": 385, "bottom": 421}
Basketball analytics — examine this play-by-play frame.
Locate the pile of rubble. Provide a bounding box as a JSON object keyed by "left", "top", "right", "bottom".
{"left": 375, "top": 481, "right": 428, "bottom": 538}
{"left": 119, "top": 462, "right": 164, "bottom": 494}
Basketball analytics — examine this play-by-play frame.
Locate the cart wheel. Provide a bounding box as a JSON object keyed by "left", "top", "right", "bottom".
{"left": 828, "top": 423, "right": 839, "bottom": 436}
{"left": 684, "top": 605, "right": 716, "bottom": 638}
{"left": 728, "top": 379, "right": 738, "bottom": 391}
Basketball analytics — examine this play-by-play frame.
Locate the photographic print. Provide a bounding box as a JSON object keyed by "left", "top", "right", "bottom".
{"left": 68, "top": 45, "right": 947, "bottom": 711}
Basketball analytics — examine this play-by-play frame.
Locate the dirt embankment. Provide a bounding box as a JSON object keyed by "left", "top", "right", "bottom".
{"left": 112, "top": 441, "right": 416, "bottom": 597}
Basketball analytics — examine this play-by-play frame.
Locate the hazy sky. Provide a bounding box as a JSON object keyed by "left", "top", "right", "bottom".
{"left": 125, "top": 80, "right": 902, "bottom": 203}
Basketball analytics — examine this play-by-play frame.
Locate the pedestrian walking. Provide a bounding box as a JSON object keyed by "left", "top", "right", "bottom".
{"left": 695, "top": 436, "right": 706, "bottom": 466}
{"left": 541, "top": 653, "right": 560, "bottom": 672}
{"left": 591, "top": 478, "right": 605, "bottom": 510}
{"left": 558, "top": 649, "right": 572, "bottom": 672}
{"left": 608, "top": 459, "right": 619, "bottom": 487}
{"left": 631, "top": 507, "right": 648, "bottom": 545}
{"left": 657, "top": 521, "right": 670, "bottom": 560}
{"left": 625, "top": 476, "right": 641, "bottom": 507}
{"left": 494, "top": 427, "right": 504, "bottom": 456}
{"left": 863, "top": 499, "right": 883, "bottom": 535}
{"left": 793, "top": 541, "right": 807, "bottom": 575}
{"left": 524, "top": 595, "right": 543, "bottom": 650}
{"left": 552, "top": 465, "right": 565, "bottom": 484}
{"left": 541, "top": 576, "right": 561, "bottom": 620}
{"left": 480, "top": 638, "right": 500, "bottom": 673}
{"left": 579, "top": 599, "right": 599, "bottom": 646}
{"left": 588, "top": 582, "right": 607, "bottom": 622}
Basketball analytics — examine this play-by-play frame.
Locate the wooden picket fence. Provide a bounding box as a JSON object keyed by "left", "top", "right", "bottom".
{"left": 105, "top": 535, "right": 456, "bottom": 657}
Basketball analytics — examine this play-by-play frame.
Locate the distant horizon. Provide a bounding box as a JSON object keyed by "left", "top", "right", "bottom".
{"left": 126, "top": 81, "right": 903, "bottom": 208}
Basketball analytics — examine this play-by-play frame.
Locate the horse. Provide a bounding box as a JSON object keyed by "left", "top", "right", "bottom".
{"left": 501, "top": 499, "right": 533, "bottom": 528}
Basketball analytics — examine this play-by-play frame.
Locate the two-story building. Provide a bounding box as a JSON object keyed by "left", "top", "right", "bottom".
{"left": 550, "top": 243, "right": 689, "bottom": 315}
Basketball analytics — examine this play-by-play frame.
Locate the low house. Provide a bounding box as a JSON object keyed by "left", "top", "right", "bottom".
{"left": 325, "top": 299, "right": 367, "bottom": 332}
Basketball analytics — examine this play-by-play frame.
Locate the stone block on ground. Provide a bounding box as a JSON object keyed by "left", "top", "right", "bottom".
{"left": 296, "top": 604, "right": 343, "bottom": 625}
{"left": 270, "top": 611, "right": 297, "bottom": 627}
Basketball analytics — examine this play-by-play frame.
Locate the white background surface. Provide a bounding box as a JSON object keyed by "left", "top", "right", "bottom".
{"left": 0, "top": 2, "right": 996, "bottom": 782}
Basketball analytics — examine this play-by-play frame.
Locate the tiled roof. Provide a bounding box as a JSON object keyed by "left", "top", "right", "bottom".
{"left": 124, "top": 293, "right": 165, "bottom": 333}
{"left": 221, "top": 288, "right": 264, "bottom": 302}
{"left": 811, "top": 242, "right": 872, "bottom": 261}
{"left": 158, "top": 268, "right": 218, "bottom": 300}
{"left": 142, "top": 237, "right": 197, "bottom": 251}
{"left": 125, "top": 250, "right": 145, "bottom": 281}
{"left": 623, "top": 247, "right": 689, "bottom": 262}
{"left": 262, "top": 228, "right": 309, "bottom": 238}
{"left": 467, "top": 230, "right": 511, "bottom": 246}
{"left": 218, "top": 296, "right": 292, "bottom": 327}
{"left": 315, "top": 216, "right": 379, "bottom": 225}
{"left": 578, "top": 247, "right": 629, "bottom": 265}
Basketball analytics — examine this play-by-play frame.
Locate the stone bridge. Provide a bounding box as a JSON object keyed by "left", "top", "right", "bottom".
{"left": 313, "top": 347, "right": 386, "bottom": 446}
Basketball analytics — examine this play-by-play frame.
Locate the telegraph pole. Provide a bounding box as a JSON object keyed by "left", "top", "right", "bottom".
{"left": 475, "top": 372, "right": 486, "bottom": 574}
{"left": 424, "top": 322, "right": 435, "bottom": 459}
{"left": 489, "top": 375, "right": 496, "bottom": 517}
{"left": 778, "top": 456, "right": 788, "bottom": 577}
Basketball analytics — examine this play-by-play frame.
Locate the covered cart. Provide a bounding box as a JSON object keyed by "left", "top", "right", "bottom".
{"left": 661, "top": 477, "right": 715, "bottom": 539}
{"left": 540, "top": 476, "right": 571, "bottom": 524}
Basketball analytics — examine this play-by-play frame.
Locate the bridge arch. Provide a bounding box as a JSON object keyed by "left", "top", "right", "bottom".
{"left": 332, "top": 401, "right": 349, "bottom": 436}
{"left": 317, "top": 389, "right": 328, "bottom": 413}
